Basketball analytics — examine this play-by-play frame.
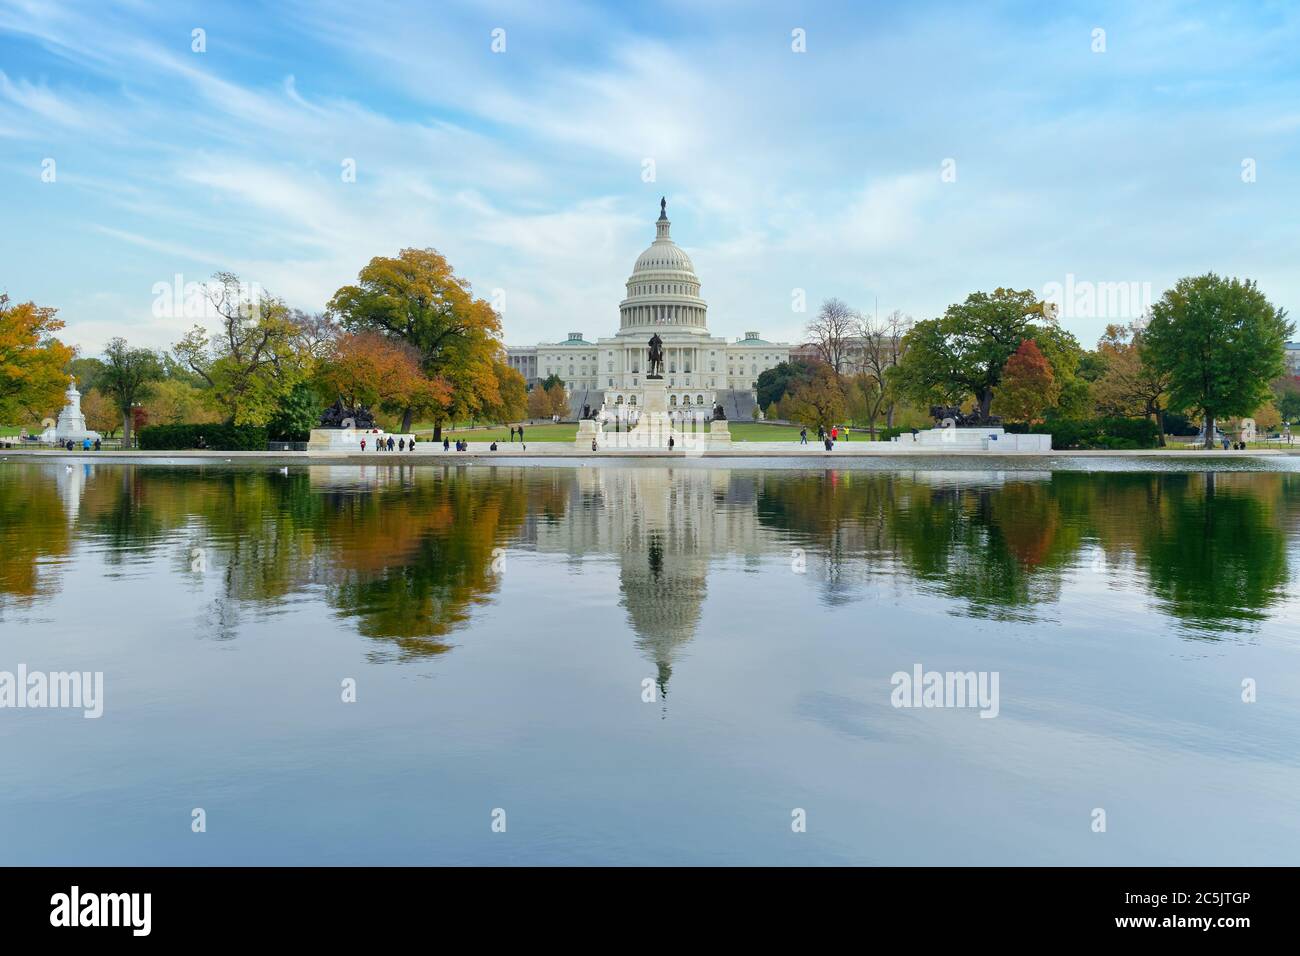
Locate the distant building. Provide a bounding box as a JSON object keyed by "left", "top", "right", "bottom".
{"left": 1285, "top": 341, "right": 1300, "bottom": 378}
{"left": 504, "top": 199, "right": 792, "bottom": 421}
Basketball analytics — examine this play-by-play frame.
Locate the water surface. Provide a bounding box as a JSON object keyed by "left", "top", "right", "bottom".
{"left": 2, "top": 460, "right": 1298, "bottom": 864}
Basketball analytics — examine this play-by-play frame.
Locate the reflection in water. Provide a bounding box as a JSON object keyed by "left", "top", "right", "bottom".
{"left": 2, "top": 462, "right": 1297, "bottom": 657}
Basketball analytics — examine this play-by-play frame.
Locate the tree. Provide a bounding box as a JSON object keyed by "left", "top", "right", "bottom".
{"left": 174, "top": 273, "right": 309, "bottom": 426}
{"left": 100, "top": 337, "right": 163, "bottom": 446}
{"left": 488, "top": 363, "right": 527, "bottom": 423}
{"left": 540, "top": 372, "right": 565, "bottom": 392}
{"left": 755, "top": 360, "right": 815, "bottom": 412}
{"left": 0, "top": 293, "right": 74, "bottom": 426}
{"left": 546, "top": 382, "right": 570, "bottom": 419}
{"left": 804, "top": 298, "right": 858, "bottom": 375}
{"left": 266, "top": 382, "right": 321, "bottom": 442}
{"left": 144, "top": 378, "right": 222, "bottom": 426}
{"left": 1272, "top": 377, "right": 1300, "bottom": 424}
{"left": 317, "top": 331, "right": 451, "bottom": 424}
{"left": 785, "top": 364, "right": 848, "bottom": 431}
{"left": 526, "top": 385, "right": 551, "bottom": 420}
{"left": 68, "top": 356, "right": 107, "bottom": 395}
{"left": 1143, "top": 274, "right": 1292, "bottom": 448}
{"left": 993, "top": 339, "right": 1055, "bottom": 423}
{"left": 81, "top": 387, "right": 119, "bottom": 437}
{"left": 892, "top": 288, "right": 1051, "bottom": 419}
{"left": 328, "top": 248, "right": 503, "bottom": 438}
{"left": 856, "top": 308, "right": 911, "bottom": 434}
{"left": 1092, "top": 322, "right": 1172, "bottom": 444}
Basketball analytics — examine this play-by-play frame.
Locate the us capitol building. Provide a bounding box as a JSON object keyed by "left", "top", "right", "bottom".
{"left": 505, "top": 199, "right": 791, "bottom": 422}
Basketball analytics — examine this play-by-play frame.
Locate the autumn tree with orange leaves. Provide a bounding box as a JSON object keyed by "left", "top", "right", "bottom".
{"left": 993, "top": 339, "right": 1056, "bottom": 424}
{"left": 0, "top": 293, "right": 74, "bottom": 427}
{"left": 328, "top": 248, "right": 503, "bottom": 439}
{"left": 317, "top": 331, "right": 451, "bottom": 425}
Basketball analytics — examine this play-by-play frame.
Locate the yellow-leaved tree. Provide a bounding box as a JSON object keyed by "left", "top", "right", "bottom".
{"left": 0, "top": 293, "right": 74, "bottom": 427}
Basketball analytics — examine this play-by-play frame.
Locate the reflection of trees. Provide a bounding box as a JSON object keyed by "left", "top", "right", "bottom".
{"left": 757, "top": 469, "right": 1296, "bottom": 633}
{"left": 326, "top": 468, "right": 528, "bottom": 660}
{"left": 3, "top": 461, "right": 1296, "bottom": 648}
{"left": 1136, "top": 472, "right": 1293, "bottom": 634}
{"left": 0, "top": 466, "right": 71, "bottom": 611}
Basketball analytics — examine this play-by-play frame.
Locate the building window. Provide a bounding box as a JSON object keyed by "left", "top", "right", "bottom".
{"left": 697, "top": 395, "right": 703, "bottom": 405}
{"left": 629, "top": 395, "right": 637, "bottom": 405}
{"left": 670, "top": 395, "right": 678, "bottom": 406}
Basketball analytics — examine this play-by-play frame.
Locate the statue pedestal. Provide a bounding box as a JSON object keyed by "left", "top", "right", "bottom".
{"left": 707, "top": 419, "right": 732, "bottom": 447}
{"left": 308, "top": 427, "right": 416, "bottom": 454}
{"left": 574, "top": 418, "right": 603, "bottom": 449}
{"left": 625, "top": 378, "right": 679, "bottom": 448}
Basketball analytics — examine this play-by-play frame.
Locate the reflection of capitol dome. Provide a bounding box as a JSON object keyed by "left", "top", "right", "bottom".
{"left": 617, "top": 198, "right": 708, "bottom": 336}
{"left": 620, "top": 530, "right": 708, "bottom": 695}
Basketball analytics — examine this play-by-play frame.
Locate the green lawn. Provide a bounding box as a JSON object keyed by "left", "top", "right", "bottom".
{"left": 0, "top": 426, "right": 20, "bottom": 437}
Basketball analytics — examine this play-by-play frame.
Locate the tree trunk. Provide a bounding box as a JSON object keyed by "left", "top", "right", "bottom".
{"left": 1204, "top": 410, "right": 1215, "bottom": 449}
{"left": 433, "top": 423, "right": 443, "bottom": 442}
{"left": 121, "top": 410, "right": 132, "bottom": 448}
{"left": 886, "top": 403, "right": 896, "bottom": 429}
{"left": 401, "top": 405, "right": 414, "bottom": 434}
{"left": 979, "top": 386, "right": 993, "bottom": 420}
{"left": 1155, "top": 407, "right": 1166, "bottom": 448}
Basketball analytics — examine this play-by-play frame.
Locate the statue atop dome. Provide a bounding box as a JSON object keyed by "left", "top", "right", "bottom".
{"left": 658, "top": 196, "right": 667, "bottom": 220}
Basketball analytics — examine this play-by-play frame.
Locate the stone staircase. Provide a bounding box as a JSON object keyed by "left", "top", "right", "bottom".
{"left": 567, "top": 388, "right": 605, "bottom": 421}
{"left": 715, "top": 389, "right": 757, "bottom": 421}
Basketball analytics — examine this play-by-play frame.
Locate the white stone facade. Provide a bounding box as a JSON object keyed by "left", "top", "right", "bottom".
{"left": 505, "top": 200, "right": 791, "bottom": 421}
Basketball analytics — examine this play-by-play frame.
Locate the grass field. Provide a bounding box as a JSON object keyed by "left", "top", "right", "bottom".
{"left": 419, "top": 421, "right": 887, "bottom": 443}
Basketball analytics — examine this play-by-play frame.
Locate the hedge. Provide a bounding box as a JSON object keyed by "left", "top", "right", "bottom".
{"left": 1029, "top": 417, "right": 1160, "bottom": 450}
{"left": 138, "top": 424, "right": 268, "bottom": 451}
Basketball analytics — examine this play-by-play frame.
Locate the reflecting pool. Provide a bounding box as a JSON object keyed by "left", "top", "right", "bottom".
{"left": 2, "top": 460, "right": 1298, "bottom": 864}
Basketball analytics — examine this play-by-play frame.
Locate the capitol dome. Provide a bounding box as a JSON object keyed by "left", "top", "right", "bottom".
{"left": 617, "top": 198, "right": 709, "bottom": 336}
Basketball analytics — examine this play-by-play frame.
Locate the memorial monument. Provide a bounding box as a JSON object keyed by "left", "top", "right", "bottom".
{"left": 38, "top": 378, "right": 100, "bottom": 445}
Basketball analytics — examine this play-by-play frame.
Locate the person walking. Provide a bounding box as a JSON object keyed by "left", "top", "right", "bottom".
{"left": 831, "top": 425, "right": 838, "bottom": 443}
{"left": 510, "top": 426, "right": 516, "bottom": 442}
{"left": 800, "top": 426, "right": 808, "bottom": 445}
{"left": 443, "top": 436, "right": 450, "bottom": 451}
{"left": 93, "top": 438, "right": 101, "bottom": 451}
{"left": 409, "top": 437, "right": 415, "bottom": 452}
{"left": 398, "top": 438, "right": 405, "bottom": 451}
{"left": 360, "top": 438, "right": 366, "bottom": 452}
{"left": 817, "top": 425, "right": 825, "bottom": 443}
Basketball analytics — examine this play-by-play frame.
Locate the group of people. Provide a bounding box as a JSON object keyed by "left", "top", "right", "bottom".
{"left": 507, "top": 425, "right": 527, "bottom": 442}
{"left": 799, "top": 425, "right": 848, "bottom": 450}
{"left": 62, "top": 438, "right": 102, "bottom": 451}
{"left": 359, "top": 436, "right": 415, "bottom": 453}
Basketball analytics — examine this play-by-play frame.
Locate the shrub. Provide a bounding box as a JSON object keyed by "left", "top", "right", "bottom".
{"left": 138, "top": 423, "right": 268, "bottom": 451}
{"left": 1031, "top": 417, "right": 1159, "bottom": 450}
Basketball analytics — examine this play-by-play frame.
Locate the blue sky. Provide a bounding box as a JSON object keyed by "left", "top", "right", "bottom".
{"left": 2, "top": 0, "right": 1298, "bottom": 355}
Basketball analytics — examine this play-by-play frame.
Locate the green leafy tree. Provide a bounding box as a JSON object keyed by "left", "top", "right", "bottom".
{"left": 100, "top": 337, "right": 163, "bottom": 446}
{"left": 892, "top": 288, "right": 1052, "bottom": 419}
{"left": 756, "top": 359, "right": 815, "bottom": 412}
{"left": 267, "top": 381, "right": 323, "bottom": 442}
{"left": 174, "top": 273, "right": 309, "bottom": 426}
{"left": 1143, "top": 275, "right": 1292, "bottom": 448}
